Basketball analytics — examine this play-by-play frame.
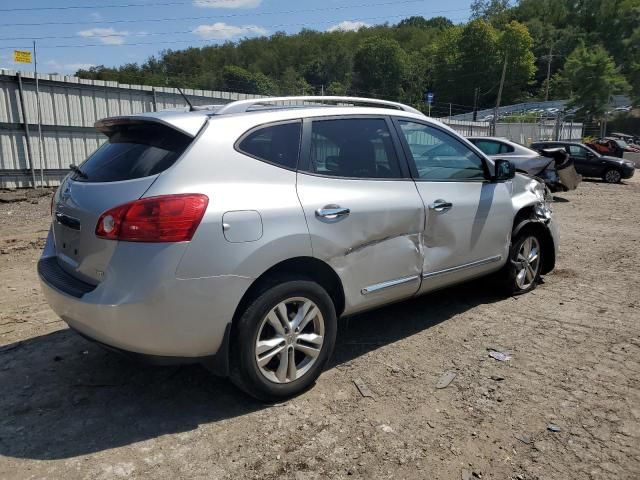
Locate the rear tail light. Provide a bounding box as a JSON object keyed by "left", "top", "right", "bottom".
{"left": 95, "top": 194, "right": 209, "bottom": 242}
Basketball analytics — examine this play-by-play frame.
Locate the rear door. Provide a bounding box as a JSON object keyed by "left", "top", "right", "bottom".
{"left": 52, "top": 120, "right": 198, "bottom": 284}
{"left": 296, "top": 116, "right": 424, "bottom": 314}
{"left": 393, "top": 118, "right": 513, "bottom": 293}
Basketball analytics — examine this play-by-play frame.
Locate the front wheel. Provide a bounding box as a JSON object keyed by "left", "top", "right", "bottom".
{"left": 502, "top": 229, "right": 544, "bottom": 295}
{"left": 603, "top": 168, "right": 622, "bottom": 183}
{"left": 230, "top": 279, "right": 337, "bottom": 401}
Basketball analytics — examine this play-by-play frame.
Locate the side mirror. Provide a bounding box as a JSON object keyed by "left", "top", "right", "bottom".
{"left": 493, "top": 159, "right": 516, "bottom": 181}
{"left": 586, "top": 152, "right": 595, "bottom": 159}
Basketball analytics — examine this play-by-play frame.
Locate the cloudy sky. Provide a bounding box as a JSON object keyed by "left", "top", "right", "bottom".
{"left": 0, "top": 0, "right": 472, "bottom": 75}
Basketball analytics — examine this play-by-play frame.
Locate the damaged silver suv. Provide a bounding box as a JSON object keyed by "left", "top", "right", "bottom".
{"left": 39, "top": 96, "right": 559, "bottom": 400}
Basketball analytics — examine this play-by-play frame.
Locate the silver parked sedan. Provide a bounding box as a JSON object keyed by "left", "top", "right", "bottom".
{"left": 467, "top": 136, "right": 577, "bottom": 192}
{"left": 39, "top": 97, "right": 559, "bottom": 400}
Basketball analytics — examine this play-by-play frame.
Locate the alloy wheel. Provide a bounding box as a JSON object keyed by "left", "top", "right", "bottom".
{"left": 255, "top": 297, "right": 325, "bottom": 384}
{"left": 515, "top": 236, "right": 540, "bottom": 290}
{"left": 605, "top": 169, "right": 621, "bottom": 183}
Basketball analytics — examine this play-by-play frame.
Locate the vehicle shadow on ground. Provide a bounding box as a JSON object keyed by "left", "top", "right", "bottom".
{"left": 581, "top": 178, "right": 632, "bottom": 185}
{"left": 0, "top": 280, "right": 503, "bottom": 460}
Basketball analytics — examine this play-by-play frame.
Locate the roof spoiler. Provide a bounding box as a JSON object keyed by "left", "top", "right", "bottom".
{"left": 95, "top": 114, "right": 207, "bottom": 137}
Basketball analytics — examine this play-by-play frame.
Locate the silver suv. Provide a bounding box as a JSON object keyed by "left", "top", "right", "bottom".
{"left": 39, "top": 96, "right": 559, "bottom": 400}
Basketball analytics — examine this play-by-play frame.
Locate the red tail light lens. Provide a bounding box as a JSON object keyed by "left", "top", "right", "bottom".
{"left": 96, "top": 194, "right": 209, "bottom": 242}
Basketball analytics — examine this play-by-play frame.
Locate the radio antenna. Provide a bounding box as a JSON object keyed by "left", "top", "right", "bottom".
{"left": 176, "top": 87, "right": 194, "bottom": 111}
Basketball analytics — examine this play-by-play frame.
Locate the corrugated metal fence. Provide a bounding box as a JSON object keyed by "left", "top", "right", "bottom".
{"left": 0, "top": 69, "right": 264, "bottom": 188}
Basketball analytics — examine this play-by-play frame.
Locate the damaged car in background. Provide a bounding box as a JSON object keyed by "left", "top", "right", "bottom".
{"left": 468, "top": 136, "right": 581, "bottom": 192}
{"left": 39, "top": 96, "right": 559, "bottom": 400}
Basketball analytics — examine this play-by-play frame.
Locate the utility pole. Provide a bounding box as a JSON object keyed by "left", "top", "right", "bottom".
{"left": 33, "top": 40, "right": 45, "bottom": 188}
{"left": 493, "top": 53, "right": 508, "bottom": 135}
{"left": 472, "top": 87, "right": 479, "bottom": 121}
{"left": 544, "top": 43, "right": 553, "bottom": 102}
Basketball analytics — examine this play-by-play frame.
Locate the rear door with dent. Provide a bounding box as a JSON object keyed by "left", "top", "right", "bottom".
{"left": 296, "top": 115, "right": 425, "bottom": 315}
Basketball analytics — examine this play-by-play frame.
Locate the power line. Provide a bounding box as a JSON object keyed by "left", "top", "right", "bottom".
{"left": 0, "top": 13, "right": 469, "bottom": 41}
{"left": 0, "top": 13, "right": 471, "bottom": 48}
{"left": 0, "top": 3, "right": 470, "bottom": 27}
{"left": 0, "top": 0, "right": 251, "bottom": 12}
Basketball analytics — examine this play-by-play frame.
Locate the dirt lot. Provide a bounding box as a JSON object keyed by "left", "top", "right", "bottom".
{"left": 0, "top": 177, "right": 639, "bottom": 480}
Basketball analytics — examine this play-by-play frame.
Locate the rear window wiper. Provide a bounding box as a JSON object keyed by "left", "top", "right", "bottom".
{"left": 69, "top": 164, "right": 88, "bottom": 179}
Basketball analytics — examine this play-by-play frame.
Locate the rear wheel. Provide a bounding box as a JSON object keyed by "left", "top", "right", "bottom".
{"left": 603, "top": 168, "right": 622, "bottom": 183}
{"left": 230, "top": 279, "right": 337, "bottom": 401}
{"left": 502, "top": 229, "right": 544, "bottom": 295}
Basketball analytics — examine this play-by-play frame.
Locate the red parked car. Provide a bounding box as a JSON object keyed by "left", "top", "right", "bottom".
{"left": 586, "top": 137, "right": 640, "bottom": 158}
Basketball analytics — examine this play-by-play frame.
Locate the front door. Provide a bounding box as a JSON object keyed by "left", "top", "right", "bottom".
{"left": 392, "top": 119, "right": 513, "bottom": 293}
{"left": 296, "top": 116, "right": 424, "bottom": 315}
{"left": 568, "top": 145, "right": 602, "bottom": 177}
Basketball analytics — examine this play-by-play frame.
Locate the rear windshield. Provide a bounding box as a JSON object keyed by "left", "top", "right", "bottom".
{"left": 73, "top": 122, "right": 192, "bottom": 182}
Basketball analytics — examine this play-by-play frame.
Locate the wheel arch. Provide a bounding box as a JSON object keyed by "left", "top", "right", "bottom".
{"left": 512, "top": 209, "right": 556, "bottom": 275}
{"left": 233, "top": 256, "right": 346, "bottom": 320}
{"left": 207, "top": 256, "right": 345, "bottom": 377}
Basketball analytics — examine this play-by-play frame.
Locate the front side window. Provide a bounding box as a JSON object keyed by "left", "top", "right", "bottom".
{"left": 569, "top": 145, "right": 586, "bottom": 158}
{"left": 398, "top": 121, "right": 486, "bottom": 181}
{"left": 237, "top": 121, "right": 301, "bottom": 170}
{"left": 309, "top": 118, "right": 403, "bottom": 179}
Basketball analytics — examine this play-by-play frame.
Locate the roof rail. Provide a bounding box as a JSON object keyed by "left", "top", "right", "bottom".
{"left": 214, "top": 96, "right": 424, "bottom": 116}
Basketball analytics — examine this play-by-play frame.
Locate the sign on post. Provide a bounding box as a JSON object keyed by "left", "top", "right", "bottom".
{"left": 13, "top": 50, "right": 32, "bottom": 64}
{"left": 425, "top": 91, "right": 434, "bottom": 105}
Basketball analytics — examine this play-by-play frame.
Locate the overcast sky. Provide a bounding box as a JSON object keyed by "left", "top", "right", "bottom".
{"left": 0, "top": 0, "right": 473, "bottom": 75}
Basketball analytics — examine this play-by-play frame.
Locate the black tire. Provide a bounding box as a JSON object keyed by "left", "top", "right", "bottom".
{"left": 229, "top": 279, "right": 337, "bottom": 401}
{"left": 603, "top": 168, "right": 622, "bottom": 184}
{"left": 502, "top": 227, "right": 544, "bottom": 296}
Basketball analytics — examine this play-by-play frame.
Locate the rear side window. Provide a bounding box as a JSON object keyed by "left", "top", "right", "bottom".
{"left": 309, "top": 118, "right": 403, "bottom": 179}
{"left": 237, "top": 121, "right": 301, "bottom": 170}
{"left": 472, "top": 140, "right": 514, "bottom": 155}
{"left": 76, "top": 123, "right": 192, "bottom": 182}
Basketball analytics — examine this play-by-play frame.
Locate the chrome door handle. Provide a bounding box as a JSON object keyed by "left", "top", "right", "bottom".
{"left": 315, "top": 206, "right": 350, "bottom": 220}
{"left": 428, "top": 200, "right": 453, "bottom": 212}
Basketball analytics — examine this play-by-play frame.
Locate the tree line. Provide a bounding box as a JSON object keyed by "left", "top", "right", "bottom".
{"left": 75, "top": 0, "right": 639, "bottom": 120}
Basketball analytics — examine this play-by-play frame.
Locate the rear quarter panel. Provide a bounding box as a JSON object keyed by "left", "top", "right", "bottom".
{"left": 143, "top": 117, "right": 313, "bottom": 281}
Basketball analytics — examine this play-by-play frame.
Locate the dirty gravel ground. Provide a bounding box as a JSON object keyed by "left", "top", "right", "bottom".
{"left": 0, "top": 178, "right": 639, "bottom": 480}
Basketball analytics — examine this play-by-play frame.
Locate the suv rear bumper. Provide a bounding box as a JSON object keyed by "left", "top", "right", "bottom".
{"left": 38, "top": 229, "right": 250, "bottom": 359}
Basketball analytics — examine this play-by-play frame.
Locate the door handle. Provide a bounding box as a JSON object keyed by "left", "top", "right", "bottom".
{"left": 315, "top": 206, "right": 350, "bottom": 220}
{"left": 428, "top": 200, "right": 453, "bottom": 212}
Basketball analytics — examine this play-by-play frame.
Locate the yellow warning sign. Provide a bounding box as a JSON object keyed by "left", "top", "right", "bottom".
{"left": 13, "top": 50, "right": 32, "bottom": 64}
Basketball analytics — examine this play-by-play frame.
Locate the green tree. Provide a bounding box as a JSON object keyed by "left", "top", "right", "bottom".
{"left": 498, "top": 21, "right": 537, "bottom": 104}
{"left": 397, "top": 16, "right": 453, "bottom": 30}
{"left": 222, "top": 65, "right": 256, "bottom": 93}
{"left": 432, "top": 20, "right": 500, "bottom": 107}
{"left": 471, "top": 0, "right": 513, "bottom": 26}
{"left": 352, "top": 36, "right": 408, "bottom": 99}
{"left": 222, "top": 66, "right": 277, "bottom": 95}
{"left": 326, "top": 81, "right": 348, "bottom": 95}
{"left": 280, "top": 67, "right": 312, "bottom": 95}
{"left": 554, "top": 44, "right": 629, "bottom": 118}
